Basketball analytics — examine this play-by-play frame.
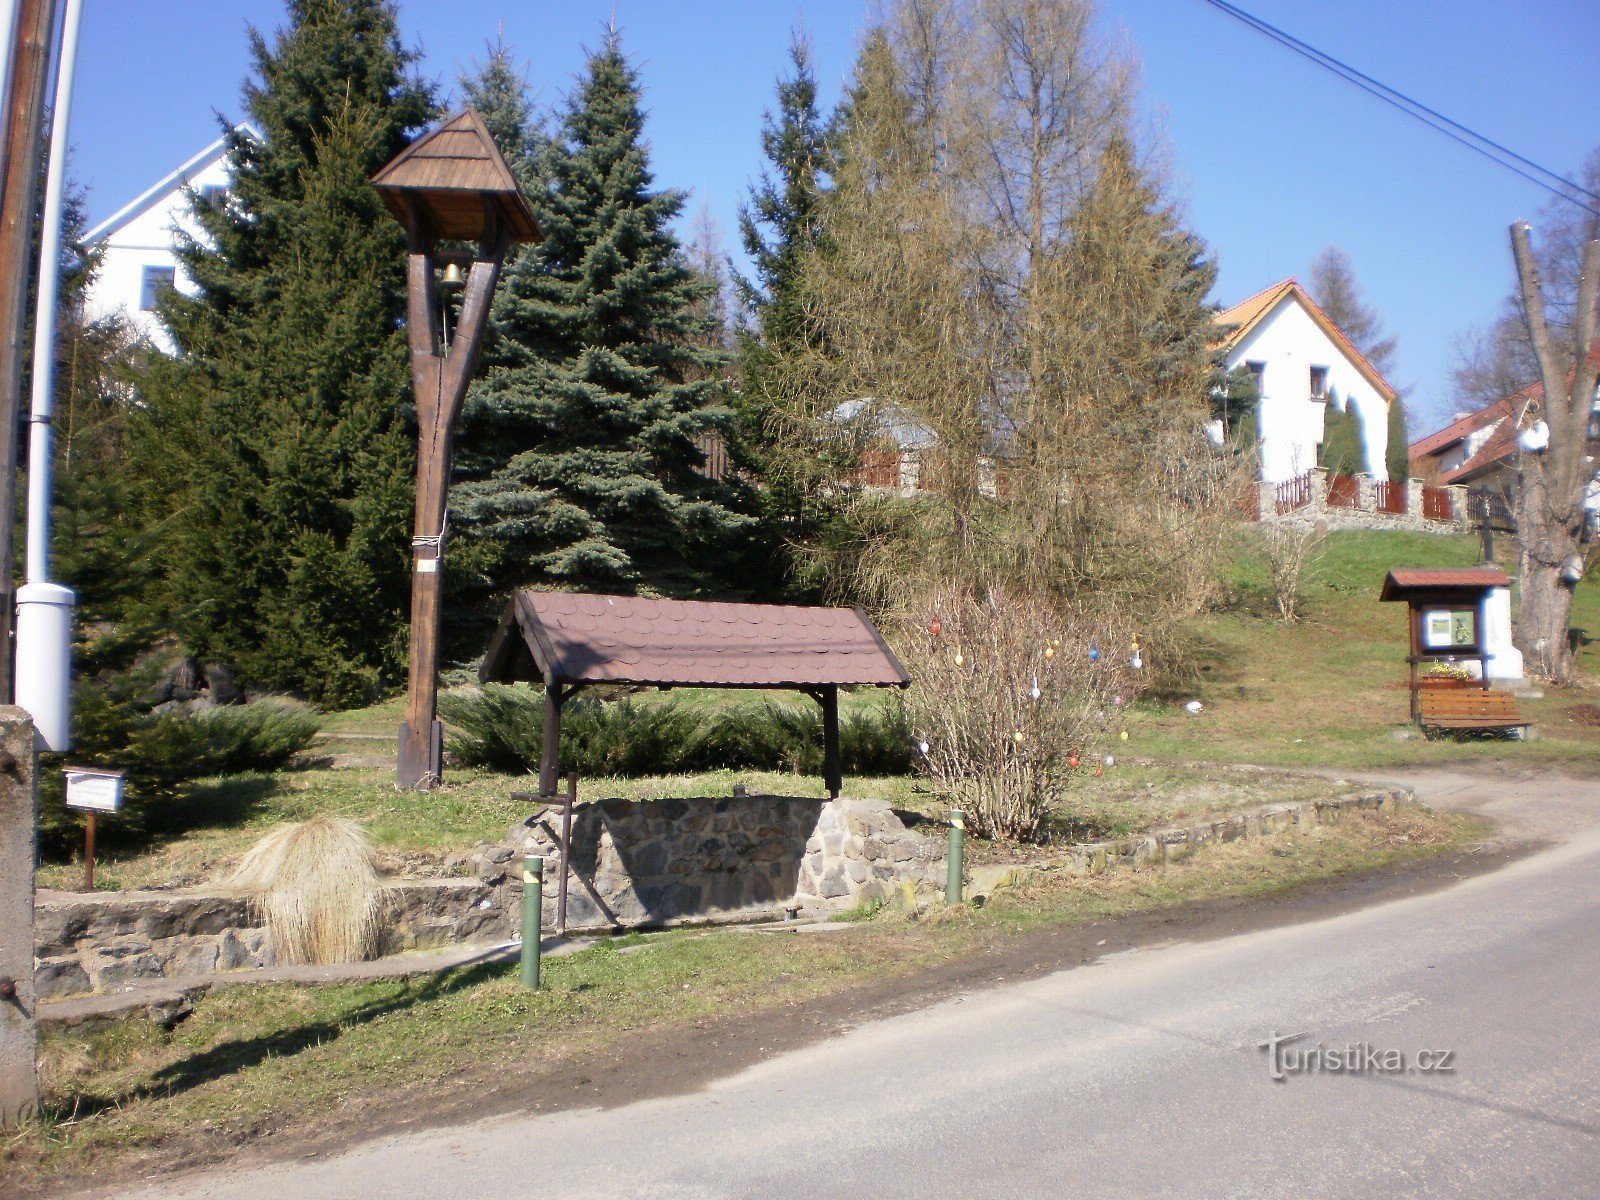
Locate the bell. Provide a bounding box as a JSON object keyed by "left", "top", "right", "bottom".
{"left": 440, "top": 262, "right": 467, "bottom": 290}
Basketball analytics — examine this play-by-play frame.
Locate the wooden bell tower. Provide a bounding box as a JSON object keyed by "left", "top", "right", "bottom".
{"left": 372, "top": 111, "right": 541, "bottom": 789}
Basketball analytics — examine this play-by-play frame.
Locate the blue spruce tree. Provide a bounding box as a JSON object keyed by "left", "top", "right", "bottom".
{"left": 452, "top": 35, "right": 750, "bottom": 598}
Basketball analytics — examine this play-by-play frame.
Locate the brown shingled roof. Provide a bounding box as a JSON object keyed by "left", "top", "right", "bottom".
{"left": 480, "top": 591, "right": 911, "bottom": 690}
{"left": 1380, "top": 567, "right": 1511, "bottom": 601}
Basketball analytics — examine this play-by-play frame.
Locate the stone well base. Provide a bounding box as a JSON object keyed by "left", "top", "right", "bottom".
{"left": 498, "top": 793, "right": 941, "bottom": 929}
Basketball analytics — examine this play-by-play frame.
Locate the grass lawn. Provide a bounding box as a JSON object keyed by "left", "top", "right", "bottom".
{"left": 1133, "top": 529, "right": 1600, "bottom": 771}
{"left": 41, "top": 527, "right": 1600, "bottom": 888}
{"left": 10, "top": 804, "right": 1481, "bottom": 1191}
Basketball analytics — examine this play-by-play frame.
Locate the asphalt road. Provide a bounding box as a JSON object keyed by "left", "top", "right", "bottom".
{"left": 122, "top": 774, "right": 1600, "bottom": 1200}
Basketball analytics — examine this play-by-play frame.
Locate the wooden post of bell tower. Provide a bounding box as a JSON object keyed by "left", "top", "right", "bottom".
{"left": 372, "top": 110, "right": 541, "bottom": 789}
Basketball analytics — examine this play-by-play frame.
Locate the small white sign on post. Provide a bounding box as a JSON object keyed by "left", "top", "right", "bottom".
{"left": 64, "top": 767, "right": 125, "bottom": 813}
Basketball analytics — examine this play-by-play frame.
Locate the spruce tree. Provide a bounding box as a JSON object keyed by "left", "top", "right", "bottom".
{"left": 138, "top": 0, "right": 434, "bottom": 707}
{"left": 738, "top": 32, "right": 830, "bottom": 350}
{"left": 450, "top": 35, "right": 750, "bottom": 599}
{"left": 1217, "top": 364, "right": 1260, "bottom": 451}
{"left": 1309, "top": 247, "right": 1398, "bottom": 379}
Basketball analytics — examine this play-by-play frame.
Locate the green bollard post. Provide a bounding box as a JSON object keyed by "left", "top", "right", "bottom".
{"left": 521, "top": 855, "right": 543, "bottom": 989}
{"left": 946, "top": 808, "right": 966, "bottom": 905}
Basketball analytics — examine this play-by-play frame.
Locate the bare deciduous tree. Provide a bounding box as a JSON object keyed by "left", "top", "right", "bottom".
{"left": 1509, "top": 220, "right": 1600, "bottom": 682}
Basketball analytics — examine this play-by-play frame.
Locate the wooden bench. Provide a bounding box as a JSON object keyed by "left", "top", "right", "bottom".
{"left": 1417, "top": 688, "right": 1530, "bottom": 733}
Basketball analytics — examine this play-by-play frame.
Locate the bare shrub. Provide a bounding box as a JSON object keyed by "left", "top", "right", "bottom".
{"left": 226, "top": 816, "right": 383, "bottom": 965}
{"left": 894, "top": 585, "right": 1138, "bottom": 840}
{"left": 1261, "top": 524, "right": 1325, "bottom": 623}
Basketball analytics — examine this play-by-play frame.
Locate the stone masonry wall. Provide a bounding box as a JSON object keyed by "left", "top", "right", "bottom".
{"left": 1255, "top": 470, "right": 1470, "bottom": 533}
{"left": 500, "top": 793, "right": 938, "bottom": 929}
{"left": 35, "top": 788, "right": 1412, "bottom": 1000}
{"left": 33, "top": 880, "right": 510, "bottom": 1001}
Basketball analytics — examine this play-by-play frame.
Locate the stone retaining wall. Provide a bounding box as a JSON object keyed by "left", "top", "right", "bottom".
{"left": 1254, "top": 470, "right": 1469, "bottom": 533}
{"left": 33, "top": 880, "right": 509, "bottom": 1001}
{"left": 1013, "top": 787, "right": 1411, "bottom": 883}
{"left": 34, "top": 788, "right": 1411, "bottom": 999}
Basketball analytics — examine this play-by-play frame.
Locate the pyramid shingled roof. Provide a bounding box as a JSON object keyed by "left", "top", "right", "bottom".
{"left": 372, "top": 109, "right": 540, "bottom": 242}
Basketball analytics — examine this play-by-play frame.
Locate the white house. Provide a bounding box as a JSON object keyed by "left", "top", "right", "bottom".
{"left": 1215, "top": 278, "right": 1398, "bottom": 485}
{"left": 82, "top": 124, "right": 256, "bottom": 352}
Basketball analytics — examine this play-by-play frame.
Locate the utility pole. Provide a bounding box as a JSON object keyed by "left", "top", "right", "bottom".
{"left": 0, "top": 0, "right": 57, "bottom": 702}
{"left": 15, "top": 0, "right": 81, "bottom": 750}
{"left": 0, "top": 0, "right": 56, "bottom": 1130}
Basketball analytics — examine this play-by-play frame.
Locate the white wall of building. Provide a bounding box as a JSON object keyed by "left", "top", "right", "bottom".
{"left": 83, "top": 134, "right": 241, "bottom": 354}
{"left": 1225, "top": 295, "right": 1392, "bottom": 485}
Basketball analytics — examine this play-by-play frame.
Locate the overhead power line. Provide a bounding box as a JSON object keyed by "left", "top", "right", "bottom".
{"left": 1198, "top": 0, "right": 1600, "bottom": 218}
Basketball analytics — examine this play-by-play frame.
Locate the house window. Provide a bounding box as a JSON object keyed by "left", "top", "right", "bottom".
{"left": 140, "top": 265, "right": 176, "bottom": 311}
{"left": 199, "top": 184, "right": 228, "bottom": 210}
{"left": 1309, "top": 365, "right": 1329, "bottom": 401}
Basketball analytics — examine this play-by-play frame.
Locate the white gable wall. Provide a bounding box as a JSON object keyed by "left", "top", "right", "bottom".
{"left": 1224, "top": 295, "right": 1391, "bottom": 485}
{"left": 84, "top": 147, "right": 235, "bottom": 354}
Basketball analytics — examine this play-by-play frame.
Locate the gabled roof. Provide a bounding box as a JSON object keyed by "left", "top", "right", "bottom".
{"left": 1414, "top": 341, "right": 1600, "bottom": 485}
{"left": 1380, "top": 567, "right": 1511, "bottom": 601}
{"left": 1214, "top": 277, "right": 1399, "bottom": 404}
{"left": 481, "top": 591, "right": 912, "bottom": 690}
{"left": 371, "top": 109, "right": 540, "bottom": 241}
{"left": 85, "top": 122, "right": 260, "bottom": 244}
{"left": 1439, "top": 413, "right": 1522, "bottom": 485}
{"left": 1409, "top": 396, "right": 1516, "bottom": 460}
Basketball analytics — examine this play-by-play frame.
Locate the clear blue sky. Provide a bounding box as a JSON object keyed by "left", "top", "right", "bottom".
{"left": 67, "top": 0, "right": 1600, "bottom": 430}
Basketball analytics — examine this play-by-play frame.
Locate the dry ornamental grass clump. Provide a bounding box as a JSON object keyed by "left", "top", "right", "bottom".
{"left": 226, "top": 816, "right": 383, "bottom": 965}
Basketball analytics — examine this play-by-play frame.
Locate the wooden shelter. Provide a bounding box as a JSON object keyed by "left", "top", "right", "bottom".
{"left": 372, "top": 111, "right": 541, "bottom": 789}
{"left": 1379, "top": 567, "right": 1529, "bottom": 733}
{"left": 480, "top": 591, "right": 913, "bottom": 798}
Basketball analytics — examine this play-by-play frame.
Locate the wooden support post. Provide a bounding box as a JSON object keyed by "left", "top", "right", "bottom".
{"left": 0, "top": 0, "right": 58, "bottom": 703}
{"left": 83, "top": 809, "right": 95, "bottom": 892}
{"left": 396, "top": 210, "right": 512, "bottom": 790}
{"left": 821, "top": 685, "right": 841, "bottom": 799}
{"left": 558, "top": 772, "right": 575, "bottom": 936}
{"left": 539, "top": 683, "right": 564, "bottom": 797}
{"left": 1408, "top": 606, "right": 1422, "bottom": 726}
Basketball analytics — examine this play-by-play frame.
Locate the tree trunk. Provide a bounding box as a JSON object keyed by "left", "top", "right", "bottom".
{"left": 1507, "top": 223, "right": 1599, "bottom": 684}
{"left": 1513, "top": 465, "right": 1579, "bottom": 682}
{"left": 1516, "top": 555, "right": 1576, "bottom": 681}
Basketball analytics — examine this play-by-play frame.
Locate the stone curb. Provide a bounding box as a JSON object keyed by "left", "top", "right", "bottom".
{"left": 975, "top": 786, "right": 1415, "bottom": 893}
{"left": 35, "top": 936, "right": 590, "bottom": 1031}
